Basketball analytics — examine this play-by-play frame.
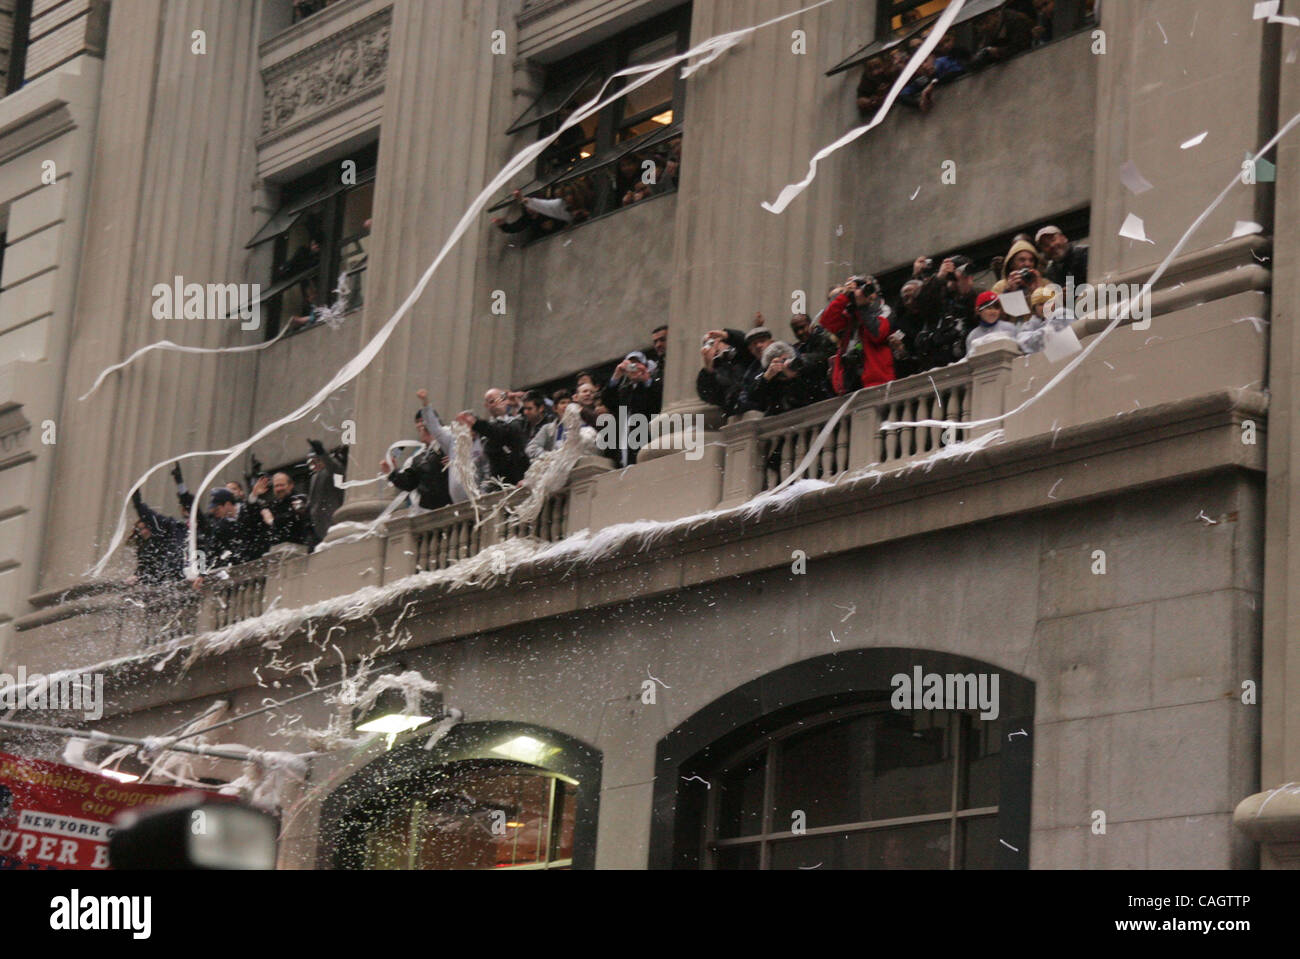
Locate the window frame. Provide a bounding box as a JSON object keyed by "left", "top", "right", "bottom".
{"left": 827, "top": 0, "right": 1095, "bottom": 78}
{"left": 2, "top": 0, "right": 33, "bottom": 96}
{"left": 493, "top": 5, "right": 690, "bottom": 225}
{"left": 341, "top": 760, "right": 579, "bottom": 871}
{"left": 700, "top": 701, "right": 1000, "bottom": 870}
{"left": 248, "top": 143, "right": 378, "bottom": 340}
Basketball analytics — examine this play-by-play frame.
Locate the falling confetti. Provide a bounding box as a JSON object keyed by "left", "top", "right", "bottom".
{"left": 833, "top": 602, "right": 857, "bottom": 622}
{"left": 682, "top": 775, "right": 712, "bottom": 789}
{"left": 1047, "top": 479, "right": 1063, "bottom": 500}
{"left": 1196, "top": 510, "right": 1219, "bottom": 525}
{"left": 1119, "top": 213, "right": 1155, "bottom": 244}
{"left": 1179, "top": 131, "right": 1208, "bottom": 149}
{"left": 1119, "top": 160, "right": 1154, "bottom": 195}
{"left": 646, "top": 667, "right": 672, "bottom": 689}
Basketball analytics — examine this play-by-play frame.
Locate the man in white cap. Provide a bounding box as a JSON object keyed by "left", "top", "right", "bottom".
{"left": 1035, "top": 225, "right": 1089, "bottom": 291}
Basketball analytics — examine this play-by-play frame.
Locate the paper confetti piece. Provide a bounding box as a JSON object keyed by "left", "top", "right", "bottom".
{"left": 1042, "top": 326, "right": 1083, "bottom": 364}
{"left": 1119, "top": 213, "right": 1155, "bottom": 244}
{"left": 1230, "top": 220, "right": 1264, "bottom": 238}
{"left": 999, "top": 290, "right": 1030, "bottom": 316}
{"left": 1255, "top": 1, "right": 1280, "bottom": 19}
{"left": 1119, "top": 160, "right": 1154, "bottom": 195}
{"left": 1180, "top": 131, "right": 1208, "bottom": 149}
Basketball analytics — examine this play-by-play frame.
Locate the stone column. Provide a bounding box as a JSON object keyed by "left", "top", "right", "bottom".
{"left": 335, "top": 0, "right": 513, "bottom": 526}
{"left": 647, "top": 0, "right": 872, "bottom": 454}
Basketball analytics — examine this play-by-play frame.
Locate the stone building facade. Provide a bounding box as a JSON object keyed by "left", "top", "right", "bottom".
{"left": 1, "top": 0, "right": 1298, "bottom": 868}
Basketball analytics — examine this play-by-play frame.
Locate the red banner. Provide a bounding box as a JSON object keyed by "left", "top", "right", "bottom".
{"left": 0, "top": 752, "right": 220, "bottom": 870}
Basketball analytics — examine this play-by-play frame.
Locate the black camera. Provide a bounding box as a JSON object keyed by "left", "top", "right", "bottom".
{"left": 914, "top": 314, "right": 967, "bottom": 367}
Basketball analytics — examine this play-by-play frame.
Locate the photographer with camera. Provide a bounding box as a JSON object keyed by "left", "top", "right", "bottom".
{"left": 789, "top": 313, "right": 835, "bottom": 395}
{"left": 697, "top": 327, "right": 753, "bottom": 417}
{"left": 905, "top": 254, "right": 982, "bottom": 373}
{"left": 819, "top": 276, "right": 896, "bottom": 395}
{"left": 747, "top": 339, "right": 829, "bottom": 415}
{"left": 992, "top": 238, "right": 1048, "bottom": 301}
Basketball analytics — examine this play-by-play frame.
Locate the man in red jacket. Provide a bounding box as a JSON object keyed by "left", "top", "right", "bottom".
{"left": 819, "top": 276, "right": 896, "bottom": 394}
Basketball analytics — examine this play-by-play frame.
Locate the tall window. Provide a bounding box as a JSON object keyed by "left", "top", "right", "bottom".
{"left": 500, "top": 5, "right": 689, "bottom": 228}
{"left": 704, "top": 704, "right": 1004, "bottom": 869}
{"left": 341, "top": 763, "right": 577, "bottom": 870}
{"left": 1, "top": 0, "right": 32, "bottom": 96}
{"left": 247, "top": 143, "right": 376, "bottom": 340}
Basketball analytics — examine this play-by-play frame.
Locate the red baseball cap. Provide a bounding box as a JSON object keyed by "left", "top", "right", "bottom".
{"left": 975, "top": 291, "right": 1001, "bottom": 312}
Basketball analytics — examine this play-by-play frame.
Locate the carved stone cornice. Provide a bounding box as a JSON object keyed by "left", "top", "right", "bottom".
{"left": 259, "top": 8, "right": 391, "bottom": 141}
{"left": 0, "top": 403, "right": 34, "bottom": 472}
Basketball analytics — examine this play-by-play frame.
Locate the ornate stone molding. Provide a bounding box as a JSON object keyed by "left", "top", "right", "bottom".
{"left": 0, "top": 403, "right": 34, "bottom": 471}
{"left": 259, "top": 9, "right": 391, "bottom": 141}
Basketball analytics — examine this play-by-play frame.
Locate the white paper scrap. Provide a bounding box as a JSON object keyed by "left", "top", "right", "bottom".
{"left": 999, "top": 290, "right": 1030, "bottom": 316}
{"left": 1119, "top": 160, "right": 1154, "bottom": 195}
{"left": 1180, "top": 131, "right": 1208, "bottom": 149}
{"left": 1230, "top": 220, "right": 1264, "bottom": 238}
{"left": 1119, "top": 213, "right": 1155, "bottom": 244}
{"left": 1043, "top": 326, "right": 1082, "bottom": 364}
{"left": 1255, "top": 1, "right": 1280, "bottom": 20}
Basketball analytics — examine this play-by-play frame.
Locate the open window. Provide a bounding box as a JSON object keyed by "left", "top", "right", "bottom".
{"left": 246, "top": 142, "right": 376, "bottom": 340}
{"left": 494, "top": 5, "right": 689, "bottom": 236}
{"left": 828, "top": 0, "right": 1097, "bottom": 79}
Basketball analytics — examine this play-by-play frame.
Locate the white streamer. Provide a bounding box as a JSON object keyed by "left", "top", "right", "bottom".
{"left": 79, "top": 317, "right": 294, "bottom": 403}
{"left": 93, "top": 0, "right": 829, "bottom": 581}
{"left": 762, "top": 0, "right": 967, "bottom": 215}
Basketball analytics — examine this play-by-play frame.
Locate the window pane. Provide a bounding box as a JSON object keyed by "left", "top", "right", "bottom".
{"left": 346, "top": 768, "right": 567, "bottom": 870}
{"left": 712, "top": 843, "right": 761, "bottom": 870}
{"left": 963, "top": 715, "right": 1004, "bottom": 809}
{"left": 961, "top": 815, "right": 1001, "bottom": 869}
{"left": 552, "top": 780, "right": 576, "bottom": 861}
{"left": 887, "top": 0, "right": 950, "bottom": 34}
{"left": 716, "top": 751, "right": 766, "bottom": 839}
{"left": 340, "top": 182, "right": 373, "bottom": 242}
{"left": 768, "top": 822, "right": 951, "bottom": 869}
{"left": 768, "top": 833, "right": 867, "bottom": 870}
{"left": 618, "top": 113, "right": 673, "bottom": 143}
{"left": 620, "top": 34, "right": 675, "bottom": 120}
{"left": 772, "top": 710, "right": 955, "bottom": 829}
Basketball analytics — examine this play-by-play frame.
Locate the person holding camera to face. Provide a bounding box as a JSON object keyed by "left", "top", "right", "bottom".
{"left": 903, "top": 254, "right": 982, "bottom": 373}
{"left": 991, "top": 238, "right": 1048, "bottom": 300}
{"left": 819, "top": 275, "right": 897, "bottom": 395}
{"left": 697, "top": 327, "right": 752, "bottom": 417}
{"left": 747, "top": 339, "right": 829, "bottom": 415}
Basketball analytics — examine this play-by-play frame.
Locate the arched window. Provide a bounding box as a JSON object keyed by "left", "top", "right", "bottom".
{"left": 323, "top": 722, "right": 601, "bottom": 870}
{"left": 344, "top": 762, "right": 576, "bottom": 870}
{"left": 704, "top": 704, "right": 1003, "bottom": 869}
{"left": 650, "top": 650, "right": 1033, "bottom": 869}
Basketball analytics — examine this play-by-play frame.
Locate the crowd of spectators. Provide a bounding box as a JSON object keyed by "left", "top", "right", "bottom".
{"left": 127, "top": 444, "right": 347, "bottom": 588}
{"left": 696, "top": 225, "right": 1087, "bottom": 418}
{"left": 857, "top": 0, "right": 1071, "bottom": 116}
{"left": 372, "top": 324, "right": 668, "bottom": 517}
{"left": 493, "top": 137, "right": 682, "bottom": 244}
